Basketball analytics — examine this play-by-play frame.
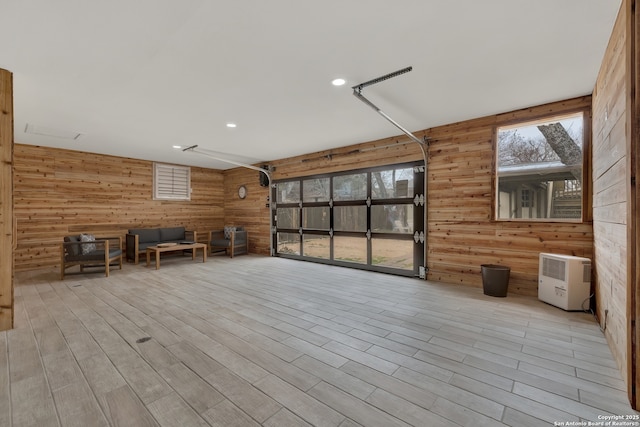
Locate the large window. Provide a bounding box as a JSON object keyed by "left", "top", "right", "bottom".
{"left": 273, "top": 163, "right": 424, "bottom": 277}
{"left": 496, "top": 111, "right": 586, "bottom": 221}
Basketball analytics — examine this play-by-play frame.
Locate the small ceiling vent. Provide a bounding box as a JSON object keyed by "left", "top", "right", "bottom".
{"left": 24, "top": 123, "right": 82, "bottom": 140}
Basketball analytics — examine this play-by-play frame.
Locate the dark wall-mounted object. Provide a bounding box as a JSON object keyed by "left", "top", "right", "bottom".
{"left": 259, "top": 165, "right": 270, "bottom": 187}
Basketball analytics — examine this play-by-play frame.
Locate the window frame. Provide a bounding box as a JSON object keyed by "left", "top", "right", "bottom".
{"left": 493, "top": 108, "right": 591, "bottom": 223}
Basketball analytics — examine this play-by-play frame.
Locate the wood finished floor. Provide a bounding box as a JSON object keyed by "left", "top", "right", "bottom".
{"left": 5, "top": 255, "right": 637, "bottom": 426}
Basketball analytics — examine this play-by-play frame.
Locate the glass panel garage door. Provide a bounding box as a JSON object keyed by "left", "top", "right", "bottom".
{"left": 274, "top": 162, "right": 424, "bottom": 277}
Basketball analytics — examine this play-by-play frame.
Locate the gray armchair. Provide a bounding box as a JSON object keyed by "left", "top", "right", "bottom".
{"left": 61, "top": 235, "right": 122, "bottom": 279}
{"left": 208, "top": 226, "right": 248, "bottom": 258}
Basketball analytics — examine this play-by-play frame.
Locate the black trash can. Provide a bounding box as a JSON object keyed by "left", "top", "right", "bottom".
{"left": 481, "top": 264, "right": 510, "bottom": 297}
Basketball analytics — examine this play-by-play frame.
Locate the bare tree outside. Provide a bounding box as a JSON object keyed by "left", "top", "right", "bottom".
{"left": 498, "top": 115, "right": 583, "bottom": 167}
{"left": 498, "top": 129, "right": 559, "bottom": 166}
{"left": 496, "top": 113, "right": 584, "bottom": 220}
{"left": 536, "top": 122, "right": 582, "bottom": 182}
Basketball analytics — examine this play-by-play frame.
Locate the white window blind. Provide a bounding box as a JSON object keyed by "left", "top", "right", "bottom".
{"left": 153, "top": 163, "right": 191, "bottom": 201}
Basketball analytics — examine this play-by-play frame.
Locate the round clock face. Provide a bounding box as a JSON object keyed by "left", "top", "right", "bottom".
{"left": 238, "top": 185, "right": 247, "bottom": 199}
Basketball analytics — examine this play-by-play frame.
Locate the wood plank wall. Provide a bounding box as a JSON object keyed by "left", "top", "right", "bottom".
{"left": 592, "top": 2, "right": 629, "bottom": 393}
{"left": 227, "top": 96, "right": 593, "bottom": 297}
{"left": 13, "top": 144, "right": 225, "bottom": 271}
{"left": 0, "top": 68, "right": 13, "bottom": 330}
{"left": 428, "top": 99, "right": 593, "bottom": 296}
{"left": 223, "top": 167, "right": 272, "bottom": 255}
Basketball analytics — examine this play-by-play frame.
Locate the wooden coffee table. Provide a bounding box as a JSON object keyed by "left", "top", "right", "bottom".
{"left": 146, "top": 242, "right": 207, "bottom": 270}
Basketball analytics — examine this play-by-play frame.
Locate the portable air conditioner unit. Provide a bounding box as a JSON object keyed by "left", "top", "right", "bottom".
{"left": 538, "top": 253, "right": 591, "bottom": 311}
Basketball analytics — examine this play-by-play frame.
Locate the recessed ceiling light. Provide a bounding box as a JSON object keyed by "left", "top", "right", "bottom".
{"left": 172, "top": 145, "right": 182, "bottom": 149}
{"left": 332, "top": 78, "right": 346, "bottom": 86}
{"left": 226, "top": 123, "right": 237, "bottom": 128}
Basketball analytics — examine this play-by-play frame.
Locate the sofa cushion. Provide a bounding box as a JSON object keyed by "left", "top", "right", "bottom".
{"left": 66, "top": 249, "right": 122, "bottom": 262}
{"left": 80, "top": 234, "right": 96, "bottom": 255}
{"left": 129, "top": 228, "right": 161, "bottom": 243}
{"left": 137, "top": 241, "right": 159, "bottom": 251}
{"left": 64, "top": 235, "right": 81, "bottom": 256}
{"left": 211, "top": 238, "right": 231, "bottom": 248}
{"left": 160, "top": 227, "right": 185, "bottom": 242}
{"left": 234, "top": 230, "right": 247, "bottom": 243}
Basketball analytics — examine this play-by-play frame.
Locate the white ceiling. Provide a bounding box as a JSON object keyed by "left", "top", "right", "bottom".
{"left": 0, "top": 1, "right": 622, "bottom": 170}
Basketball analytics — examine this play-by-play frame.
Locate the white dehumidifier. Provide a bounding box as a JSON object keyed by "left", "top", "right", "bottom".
{"left": 538, "top": 253, "right": 591, "bottom": 311}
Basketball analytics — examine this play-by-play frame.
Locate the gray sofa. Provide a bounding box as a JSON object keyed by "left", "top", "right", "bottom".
{"left": 125, "top": 227, "right": 197, "bottom": 264}
{"left": 61, "top": 235, "right": 123, "bottom": 279}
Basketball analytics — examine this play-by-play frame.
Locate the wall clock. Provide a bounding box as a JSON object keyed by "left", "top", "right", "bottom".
{"left": 238, "top": 185, "right": 247, "bottom": 199}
